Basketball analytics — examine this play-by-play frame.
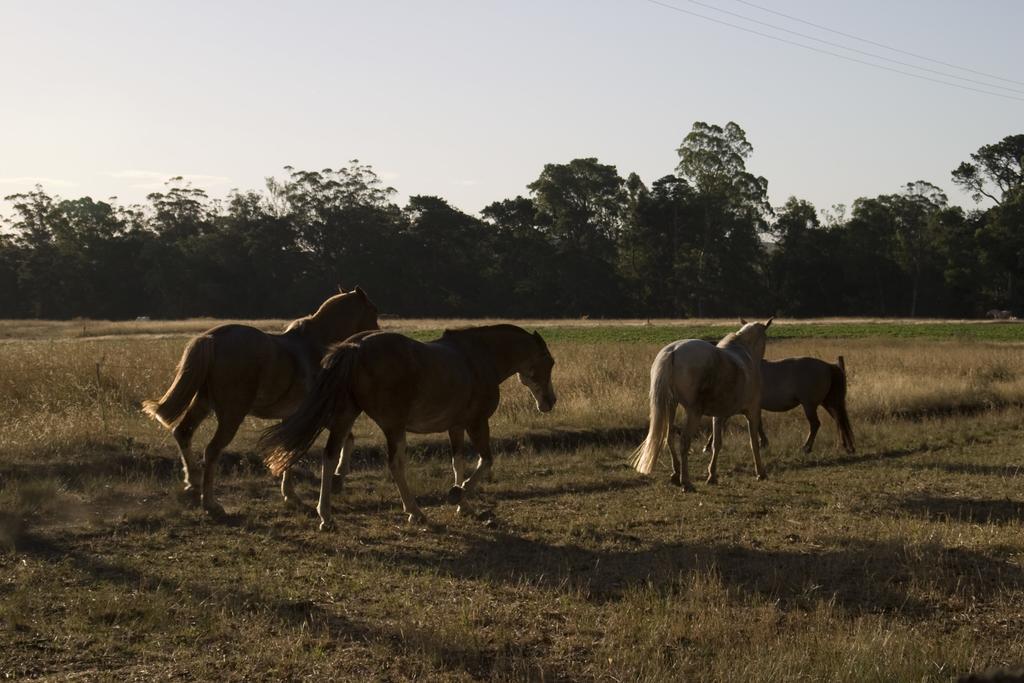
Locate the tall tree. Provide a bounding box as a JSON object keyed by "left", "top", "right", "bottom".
{"left": 675, "top": 121, "right": 770, "bottom": 315}
{"left": 768, "top": 197, "right": 844, "bottom": 317}
{"left": 951, "top": 134, "right": 1024, "bottom": 205}
{"left": 953, "top": 134, "right": 1024, "bottom": 309}
{"left": 527, "top": 158, "right": 628, "bottom": 316}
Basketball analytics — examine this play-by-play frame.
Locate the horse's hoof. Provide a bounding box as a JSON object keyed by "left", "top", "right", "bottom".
{"left": 203, "top": 501, "right": 227, "bottom": 519}
{"left": 180, "top": 487, "right": 201, "bottom": 506}
{"left": 756, "top": 473, "right": 768, "bottom": 481}
{"left": 706, "top": 475, "right": 718, "bottom": 485}
{"left": 285, "top": 499, "right": 317, "bottom": 518}
{"left": 282, "top": 494, "right": 305, "bottom": 508}
{"left": 681, "top": 482, "right": 696, "bottom": 492}
{"left": 318, "top": 518, "right": 334, "bottom": 532}
{"left": 802, "top": 446, "right": 813, "bottom": 455}
{"left": 446, "top": 485, "right": 464, "bottom": 506}
{"left": 668, "top": 473, "right": 681, "bottom": 486}
{"left": 408, "top": 512, "right": 428, "bottom": 526}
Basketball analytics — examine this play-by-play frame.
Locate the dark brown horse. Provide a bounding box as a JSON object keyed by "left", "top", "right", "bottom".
{"left": 260, "top": 325, "right": 556, "bottom": 529}
{"left": 704, "top": 355, "right": 855, "bottom": 454}
{"left": 143, "top": 288, "right": 379, "bottom": 516}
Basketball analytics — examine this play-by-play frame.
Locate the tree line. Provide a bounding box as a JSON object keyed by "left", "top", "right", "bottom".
{"left": 1, "top": 123, "right": 1021, "bottom": 320}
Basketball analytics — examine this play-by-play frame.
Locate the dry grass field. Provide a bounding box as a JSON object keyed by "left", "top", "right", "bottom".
{"left": 2, "top": 319, "right": 1024, "bottom": 681}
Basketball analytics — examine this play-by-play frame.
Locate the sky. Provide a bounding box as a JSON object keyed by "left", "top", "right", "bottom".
{"left": 1, "top": 0, "right": 1021, "bottom": 217}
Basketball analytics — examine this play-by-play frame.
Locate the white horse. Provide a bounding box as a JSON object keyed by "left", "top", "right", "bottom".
{"left": 631, "top": 318, "right": 772, "bottom": 490}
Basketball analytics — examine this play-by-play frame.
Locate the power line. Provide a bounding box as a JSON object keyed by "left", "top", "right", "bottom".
{"left": 731, "top": 0, "right": 1024, "bottom": 87}
{"left": 642, "top": 0, "right": 1024, "bottom": 103}
{"left": 684, "top": 0, "right": 1024, "bottom": 95}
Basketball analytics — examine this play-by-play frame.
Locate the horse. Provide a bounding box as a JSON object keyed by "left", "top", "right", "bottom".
{"left": 631, "top": 318, "right": 772, "bottom": 491}
{"left": 142, "top": 287, "right": 380, "bottom": 517}
{"left": 703, "top": 356, "right": 854, "bottom": 455}
{"left": 260, "top": 324, "right": 556, "bottom": 530}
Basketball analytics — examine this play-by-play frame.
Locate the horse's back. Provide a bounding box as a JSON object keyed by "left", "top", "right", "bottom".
{"left": 348, "top": 332, "right": 481, "bottom": 432}
{"left": 203, "top": 324, "right": 307, "bottom": 414}
{"left": 662, "top": 339, "right": 747, "bottom": 413}
{"left": 761, "top": 357, "right": 833, "bottom": 411}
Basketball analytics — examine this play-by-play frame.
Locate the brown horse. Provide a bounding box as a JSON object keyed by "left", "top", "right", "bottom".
{"left": 142, "top": 288, "right": 379, "bottom": 516}
{"left": 705, "top": 356, "right": 854, "bottom": 454}
{"left": 260, "top": 325, "right": 556, "bottom": 529}
{"left": 631, "top": 319, "right": 772, "bottom": 490}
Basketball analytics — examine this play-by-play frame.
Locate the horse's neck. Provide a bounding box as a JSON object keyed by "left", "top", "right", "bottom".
{"left": 722, "top": 338, "right": 761, "bottom": 365}
{"left": 289, "top": 316, "right": 332, "bottom": 350}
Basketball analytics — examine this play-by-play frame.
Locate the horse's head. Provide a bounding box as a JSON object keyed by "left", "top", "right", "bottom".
{"left": 517, "top": 331, "right": 556, "bottom": 413}
{"left": 313, "top": 286, "right": 380, "bottom": 341}
{"left": 733, "top": 317, "right": 773, "bottom": 360}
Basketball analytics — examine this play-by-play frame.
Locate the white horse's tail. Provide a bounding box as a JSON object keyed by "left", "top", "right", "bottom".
{"left": 631, "top": 347, "right": 675, "bottom": 474}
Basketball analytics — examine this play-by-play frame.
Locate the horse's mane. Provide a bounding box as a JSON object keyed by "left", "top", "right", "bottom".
{"left": 284, "top": 316, "right": 310, "bottom": 333}
{"left": 717, "top": 331, "right": 739, "bottom": 348}
{"left": 441, "top": 324, "right": 538, "bottom": 342}
{"left": 442, "top": 324, "right": 550, "bottom": 357}
{"left": 717, "top": 322, "right": 764, "bottom": 350}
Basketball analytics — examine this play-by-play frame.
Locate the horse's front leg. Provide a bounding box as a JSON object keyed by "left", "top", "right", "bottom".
{"left": 746, "top": 410, "right": 768, "bottom": 480}
{"left": 385, "top": 430, "right": 426, "bottom": 525}
{"left": 447, "top": 420, "right": 491, "bottom": 509}
{"left": 707, "top": 416, "right": 724, "bottom": 484}
{"left": 449, "top": 428, "right": 468, "bottom": 487}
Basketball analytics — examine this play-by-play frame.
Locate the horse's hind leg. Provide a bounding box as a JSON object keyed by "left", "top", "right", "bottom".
{"left": 670, "top": 410, "right": 698, "bottom": 492}
{"left": 385, "top": 430, "right": 426, "bottom": 525}
{"left": 824, "top": 404, "right": 855, "bottom": 453}
{"left": 172, "top": 397, "right": 209, "bottom": 505}
{"left": 200, "top": 408, "right": 245, "bottom": 518}
{"left": 333, "top": 431, "right": 355, "bottom": 487}
{"left": 280, "top": 469, "right": 308, "bottom": 512}
{"left": 317, "top": 414, "right": 358, "bottom": 531}
{"left": 800, "top": 403, "right": 821, "bottom": 454}
{"left": 746, "top": 410, "right": 767, "bottom": 480}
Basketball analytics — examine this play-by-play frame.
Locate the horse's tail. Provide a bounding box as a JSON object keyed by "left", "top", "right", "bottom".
{"left": 826, "top": 356, "right": 855, "bottom": 453}
{"left": 142, "top": 335, "right": 214, "bottom": 428}
{"left": 260, "top": 343, "right": 360, "bottom": 477}
{"left": 631, "top": 347, "right": 675, "bottom": 475}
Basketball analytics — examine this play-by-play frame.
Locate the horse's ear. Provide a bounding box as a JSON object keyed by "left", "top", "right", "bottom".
{"left": 354, "top": 285, "right": 366, "bottom": 299}
{"left": 740, "top": 318, "right": 748, "bottom": 325}
{"left": 337, "top": 284, "right": 345, "bottom": 294}
{"left": 765, "top": 317, "right": 773, "bottom": 329}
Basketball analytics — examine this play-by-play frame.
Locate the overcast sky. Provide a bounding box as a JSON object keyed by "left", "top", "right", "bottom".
{"left": 1, "top": 0, "right": 1021, "bottom": 216}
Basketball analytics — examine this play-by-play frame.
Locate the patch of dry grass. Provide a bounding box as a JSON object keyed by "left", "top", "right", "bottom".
{"left": 2, "top": 323, "right": 1024, "bottom": 680}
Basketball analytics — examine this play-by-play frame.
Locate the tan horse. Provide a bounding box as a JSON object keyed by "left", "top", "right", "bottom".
{"left": 260, "top": 325, "right": 556, "bottom": 529}
{"left": 631, "top": 319, "right": 772, "bottom": 490}
{"left": 704, "top": 356, "right": 854, "bottom": 454}
{"left": 143, "top": 288, "right": 379, "bottom": 516}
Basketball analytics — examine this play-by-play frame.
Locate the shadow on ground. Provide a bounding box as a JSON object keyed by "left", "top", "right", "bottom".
{"left": 897, "top": 494, "right": 1024, "bottom": 524}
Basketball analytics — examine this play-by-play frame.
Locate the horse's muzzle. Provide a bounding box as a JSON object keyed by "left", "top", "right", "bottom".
{"left": 537, "top": 389, "right": 557, "bottom": 413}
